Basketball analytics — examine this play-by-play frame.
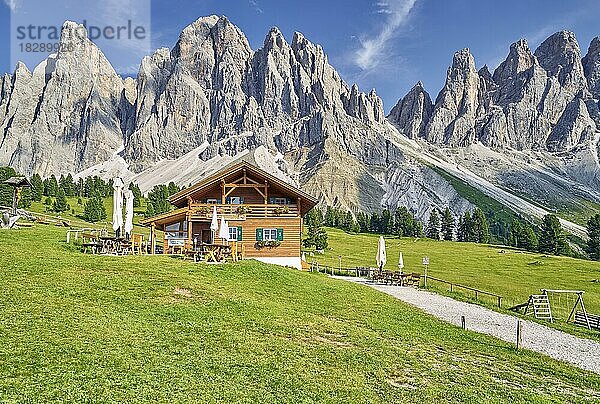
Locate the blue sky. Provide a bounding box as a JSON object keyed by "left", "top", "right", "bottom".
{"left": 1, "top": 0, "right": 599, "bottom": 111}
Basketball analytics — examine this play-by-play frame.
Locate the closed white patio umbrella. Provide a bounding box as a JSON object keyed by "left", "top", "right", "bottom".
{"left": 210, "top": 206, "right": 219, "bottom": 243}
{"left": 398, "top": 252, "right": 404, "bottom": 273}
{"left": 376, "top": 236, "right": 387, "bottom": 271}
{"left": 124, "top": 189, "right": 134, "bottom": 239}
{"left": 219, "top": 217, "right": 230, "bottom": 245}
{"left": 112, "top": 177, "right": 124, "bottom": 237}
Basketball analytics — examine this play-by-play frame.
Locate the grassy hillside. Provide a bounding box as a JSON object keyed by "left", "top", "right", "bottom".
{"left": 310, "top": 228, "right": 600, "bottom": 328}
{"left": 29, "top": 196, "right": 149, "bottom": 231}
{"left": 0, "top": 225, "right": 599, "bottom": 402}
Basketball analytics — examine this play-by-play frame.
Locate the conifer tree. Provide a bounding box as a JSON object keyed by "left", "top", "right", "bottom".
{"left": 30, "top": 173, "right": 44, "bottom": 201}
{"left": 381, "top": 209, "right": 393, "bottom": 234}
{"left": 144, "top": 201, "right": 156, "bottom": 218}
{"left": 426, "top": 209, "right": 441, "bottom": 240}
{"left": 394, "top": 206, "right": 414, "bottom": 237}
{"left": 413, "top": 221, "right": 424, "bottom": 238}
{"left": 303, "top": 209, "right": 328, "bottom": 250}
{"left": 52, "top": 188, "right": 69, "bottom": 213}
{"left": 0, "top": 166, "right": 17, "bottom": 206}
{"left": 586, "top": 214, "right": 600, "bottom": 261}
{"left": 17, "top": 187, "right": 32, "bottom": 209}
{"left": 441, "top": 207, "right": 455, "bottom": 241}
{"left": 129, "top": 182, "right": 143, "bottom": 208}
{"left": 472, "top": 208, "right": 490, "bottom": 243}
{"left": 538, "top": 214, "right": 570, "bottom": 256}
{"left": 83, "top": 194, "right": 107, "bottom": 223}
{"left": 46, "top": 175, "right": 59, "bottom": 197}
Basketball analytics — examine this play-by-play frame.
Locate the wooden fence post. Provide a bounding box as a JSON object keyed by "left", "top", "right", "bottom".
{"left": 516, "top": 320, "right": 522, "bottom": 350}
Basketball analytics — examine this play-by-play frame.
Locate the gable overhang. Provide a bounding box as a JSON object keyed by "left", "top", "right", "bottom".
{"left": 139, "top": 207, "right": 188, "bottom": 230}
{"left": 168, "top": 162, "right": 318, "bottom": 215}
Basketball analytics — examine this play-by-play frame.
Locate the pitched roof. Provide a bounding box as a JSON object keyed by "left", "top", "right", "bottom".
{"left": 139, "top": 207, "right": 188, "bottom": 227}
{"left": 169, "top": 161, "right": 318, "bottom": 211}
{"left": 3, "top": 177, "right": 31, "bottom": 187}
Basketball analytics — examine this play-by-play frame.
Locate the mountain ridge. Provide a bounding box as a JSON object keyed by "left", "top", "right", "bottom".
{"left": 0, "top": 17, "right": 598, "bottom": 234}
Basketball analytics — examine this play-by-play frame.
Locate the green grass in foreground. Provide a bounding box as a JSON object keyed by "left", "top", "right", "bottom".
{"left": 0, "top": 226, "right": 599, "bottom": 402}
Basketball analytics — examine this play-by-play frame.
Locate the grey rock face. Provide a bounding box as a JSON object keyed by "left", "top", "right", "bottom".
{"left": 388, "top": 81, "right": 433, "bottom": 139}
{"left": 124, "top": 16, "right": 386, "bottom": 172}
{"left": 400, "top": 31, "right": 599, "bottom": 155}
{"left": 0, "top": 21, "right": 129, "bottom": 176}
{"left": 424, "top": 48, "right": 480, "bottom": 146}
{"left": 583, "top": 37, "right": 600, "bottom": 98}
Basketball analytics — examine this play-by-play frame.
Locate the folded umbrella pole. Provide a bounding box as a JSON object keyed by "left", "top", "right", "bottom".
{"left": 376, "top": 236, "right": 387, "bottom": 271}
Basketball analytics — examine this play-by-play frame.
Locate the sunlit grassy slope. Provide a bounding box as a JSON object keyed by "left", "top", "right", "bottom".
{"left": 310, "top": 228, "right": 600, "bottom": 315}
{"left": 0, "top": 225, "right": 599, "bottom": 402}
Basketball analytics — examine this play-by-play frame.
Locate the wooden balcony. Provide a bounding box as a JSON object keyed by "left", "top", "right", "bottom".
{"left": 189, "top": 203, "right": 299, "bottom": 220}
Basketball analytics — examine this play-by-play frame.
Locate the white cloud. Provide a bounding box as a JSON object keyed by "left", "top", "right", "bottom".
{"left": 355, "top": 0, "right": 417, "bottom": 71}
{"left": 3, "top": 0, "right": 21, "bottom": 11}
{"left": 249, "top": 0, "right": 264, "bottom": 14}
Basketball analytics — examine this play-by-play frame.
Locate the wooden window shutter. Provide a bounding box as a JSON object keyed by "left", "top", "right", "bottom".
{"left": 256, "top": 228, "right": 263, "bottom": 241}
{"left": 277, "top": 228, "right": 284, "bottom": 241}
{"left": 237, "top": 227, "right": 243, "bottom": 241}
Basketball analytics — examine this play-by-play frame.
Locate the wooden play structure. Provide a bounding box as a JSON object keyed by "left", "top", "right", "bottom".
{"left": 510, "top": 289, "right": 595, "bottom": 330}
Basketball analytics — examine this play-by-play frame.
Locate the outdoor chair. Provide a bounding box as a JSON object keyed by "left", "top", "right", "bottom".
{"left": 81, "top": 233, "right": 101, "bottom": 254}
{"left": 131, "top": 234, "right": 144, "bottom": 255}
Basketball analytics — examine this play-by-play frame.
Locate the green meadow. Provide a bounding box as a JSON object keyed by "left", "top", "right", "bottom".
{"left": 310, "top": 227, "right": 600, "bottom": 337}
{"left": 0, "top": 225, "right": 599, "bottom": 402}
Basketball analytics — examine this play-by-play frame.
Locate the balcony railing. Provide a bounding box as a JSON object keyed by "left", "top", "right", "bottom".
{"left": 189, "top": 203, "right": 299, "bottom": 219}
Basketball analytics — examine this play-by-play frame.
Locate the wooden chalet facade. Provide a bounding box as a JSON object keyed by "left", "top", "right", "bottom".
{"left": 140, "top": 162, "right": 318, "bottom": 269}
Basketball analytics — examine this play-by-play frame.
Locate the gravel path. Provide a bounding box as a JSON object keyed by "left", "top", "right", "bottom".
{"left": 335, "top": 277, "right": 600, "bottom": 375}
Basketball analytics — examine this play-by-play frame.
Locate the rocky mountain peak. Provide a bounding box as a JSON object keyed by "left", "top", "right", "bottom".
{"left": 492, "top": 38, "right": 535, "bottom": 84}
{"left": 423, "top": 48, "right": 479, "bottom": 145}
{"left": 534, "top": 30, "right": 586, "bottom": 89}
{"left": 583, "top": 36, "right": 600, "bottom": 98}
{"left": 451, "top": 48, "right": 477, "bottom": 74}
{"left": 264, "top": 27, "right": 287, "bottom": 50}
{"left": 388, "top": 81, "right": 433, "bottom": 139}
{"left": 13, "top": 61, "right": 31, "bottom": 79}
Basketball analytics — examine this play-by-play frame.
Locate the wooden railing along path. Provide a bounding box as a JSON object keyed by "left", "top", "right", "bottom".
{"left": 310, "top": 261, "right": 504, "bottom": 308}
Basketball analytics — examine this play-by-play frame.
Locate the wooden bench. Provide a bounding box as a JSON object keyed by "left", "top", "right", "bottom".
{"left": 81, "top": 233, "right": 102, "bottom": 254}
{"left": 574, "top": 311, "right": 600, "bottom": 330}
{"left": 405, "top": 273, "right": 421, "bottom": 288}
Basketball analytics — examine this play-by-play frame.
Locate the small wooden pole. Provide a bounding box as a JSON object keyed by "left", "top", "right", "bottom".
{"left": 461, "top": 316, "right": 466, "bottom": 330}
{"left": 150, "top": 223, "right": 156, "bottom": 255}
{"left": 516, "top": 320, "right": 522, "bottom": 350}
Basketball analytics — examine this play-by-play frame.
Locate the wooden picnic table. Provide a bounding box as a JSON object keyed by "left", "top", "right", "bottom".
{"left": 99, "top": 236, "right": 131, "bottom": 255}
{"left": 202, "top": 243, "right": 232, "bottom": 263}
{"left": 183, "top": 243, "right": 233, "bottom": 263}
{"left": 371, "top": 270, "right": 420, "bottom": 287}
